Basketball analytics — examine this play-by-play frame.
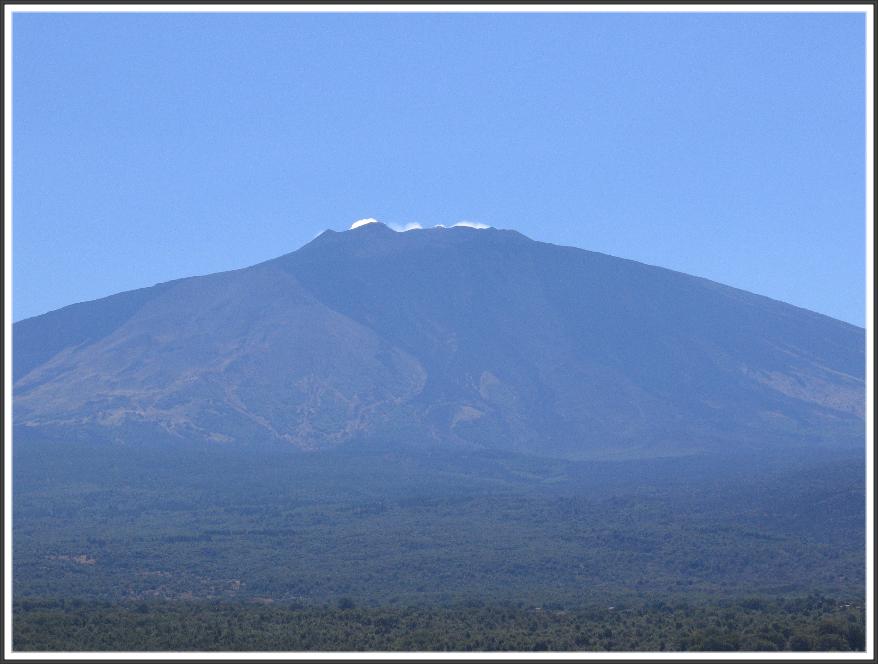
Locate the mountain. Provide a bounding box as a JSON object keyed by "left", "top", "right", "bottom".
{"left": 13, "top": 222, "right": 865, "bottom": 460}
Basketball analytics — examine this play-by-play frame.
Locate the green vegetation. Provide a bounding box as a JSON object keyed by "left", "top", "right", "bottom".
{"left": 12, "top": 440, "right": 865, "bottom": 651}
{"left": 13, "top": 443, "right": 864, "bottom": 607}
{"left": 13, "top": 596, "right": 864, "bottom": 651}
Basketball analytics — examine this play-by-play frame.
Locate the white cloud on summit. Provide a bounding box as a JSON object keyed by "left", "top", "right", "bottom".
{"left": 350, "top": 218, "right": 380, "bottom": 229}
{"left": 389, "top": 222, "right": 423, "bottom": 232}
{"left": 350, "top": 218, "right": 422, "bottom": 232}
{"left": 428, "top": 222, "right": 489, "bottom": 229}
{"left": 452, "top": 221, "right": 490, "bottom": 229}
{"left": 349, "top": 218, "right": 489, "bottom": 232}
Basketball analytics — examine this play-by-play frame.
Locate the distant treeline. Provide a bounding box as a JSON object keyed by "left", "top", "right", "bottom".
{"left": 13, "top": 595, "right": 864, "bottom": 652}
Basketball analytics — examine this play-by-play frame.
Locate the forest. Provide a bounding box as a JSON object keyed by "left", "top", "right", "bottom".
{"left": 11, "top": 439, "right": 866, "bottom": 651}
{"left": 13, "top": 595, "right": 865, "bottom": 651}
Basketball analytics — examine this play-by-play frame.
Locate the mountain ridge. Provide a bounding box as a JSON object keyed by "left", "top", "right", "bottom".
{"left": 16, "top": 222, "right": 864, "bottom": 331}
{"left": 13, "top": 223, "right": 864, "bottom": 460}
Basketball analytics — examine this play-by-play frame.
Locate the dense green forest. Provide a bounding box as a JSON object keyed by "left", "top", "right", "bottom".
{"left": 12, "top": 440, "right": 866, "bottom": 651}
{"left": 13, "top": 442, "right": 864, "bottom": 606}
{"left": 13, "top": 595, "right": 865, "bottom": 651}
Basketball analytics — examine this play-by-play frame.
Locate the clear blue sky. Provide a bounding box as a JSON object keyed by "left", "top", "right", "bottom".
{"left": 12, "top": 11, "right": 867, "bottom": 325}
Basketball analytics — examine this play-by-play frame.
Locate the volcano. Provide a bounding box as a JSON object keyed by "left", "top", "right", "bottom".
{"left": 13, "top": 222, "right": 864, "bottom": 460}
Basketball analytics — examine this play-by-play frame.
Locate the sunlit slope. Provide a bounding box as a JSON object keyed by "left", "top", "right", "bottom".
{"left": 13, "top": 223, "right": 864, "bottom": 459}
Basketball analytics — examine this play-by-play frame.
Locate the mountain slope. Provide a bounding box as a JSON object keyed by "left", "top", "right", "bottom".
{"left": 13, "top": 223, "right": 865, "bottom": 459}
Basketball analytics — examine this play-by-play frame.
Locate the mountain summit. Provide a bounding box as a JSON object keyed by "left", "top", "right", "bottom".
{"left": 13, "top": 225, "right": 864, "bottom": 459}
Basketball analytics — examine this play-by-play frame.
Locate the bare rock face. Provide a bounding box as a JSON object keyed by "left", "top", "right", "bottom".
{"left": 13, "top": 223, "right": 864, "bottom": 459}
